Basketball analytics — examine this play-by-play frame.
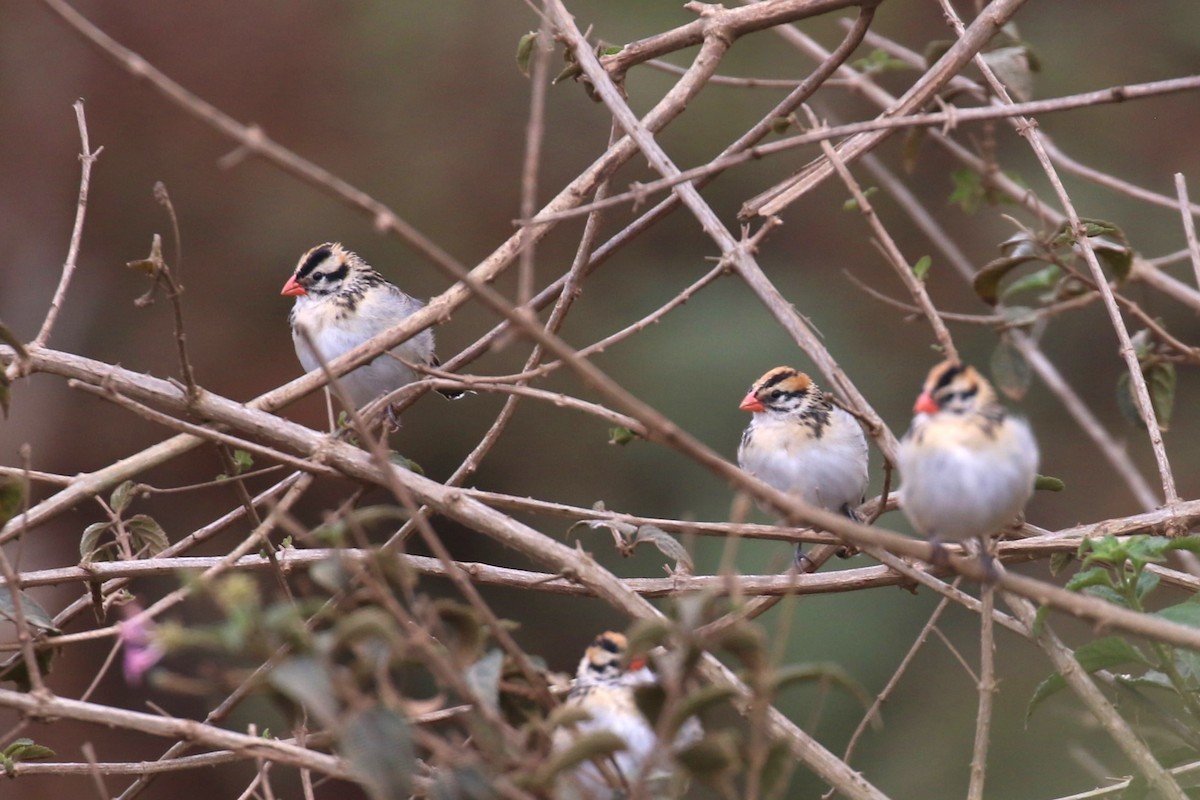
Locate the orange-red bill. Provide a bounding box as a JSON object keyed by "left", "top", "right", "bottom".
{"left": 739, "top": 392, "right": 764, "bottom": 412}
{"left": 281, "top": 275, "right": 306, "bottom": 296}
{"left": 913, "top": 391, "right": 939, "bottom": 415}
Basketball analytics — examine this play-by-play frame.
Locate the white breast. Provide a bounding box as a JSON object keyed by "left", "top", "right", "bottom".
{"left": 897, "top": 415, "right": 1038, "bottom": 542}
{"left": 738, "top": 406, "right": 868, "bottom": 516}
{"left": 289, "top": 290, "right": 435, "bottom": 409}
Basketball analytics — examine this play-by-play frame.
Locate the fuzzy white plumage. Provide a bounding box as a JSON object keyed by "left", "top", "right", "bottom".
{"left": 897, "top": 360, "right": 1038, "bottom": 559}
{"left": 554, "top": 631, "right": 700, "bottom": 799}
{"left": 737, "top": 367, "right": 869, "bottom": 532}
{"left": 281, "top": 242, "right": 442, "bottom": 411}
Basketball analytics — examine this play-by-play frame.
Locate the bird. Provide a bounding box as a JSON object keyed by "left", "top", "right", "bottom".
{"left": 281, "top": 243, "right": 456, "bottom": 422}
{"left": 737, "top": 366, "right": 869, "bottom": 561}
{"left": 554, "top": 631, "right": 699, "bottom": 799}
{"left": 896, "top": 359, "right": 1039, "bottom": 571}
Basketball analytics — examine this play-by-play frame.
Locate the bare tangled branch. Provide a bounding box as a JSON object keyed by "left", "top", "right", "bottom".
{"left": 2, "top": 1, "right": 1199, "bottom": 798}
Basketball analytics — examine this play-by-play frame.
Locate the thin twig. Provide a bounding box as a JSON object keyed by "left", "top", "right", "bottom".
{"left": 814, "top": 114, "right": 958, "bottom": 362}
{"left": 967, "top": 584, "right": 996, "bottom": 800}
{"left": 1175, "top": 173, "right": 1200, "bottom": 290}
{"left": 33, "top": 100, "right": 101, "bottom": 348}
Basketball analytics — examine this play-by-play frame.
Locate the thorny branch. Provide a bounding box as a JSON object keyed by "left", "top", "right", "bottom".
{"left": 5, "top": 0, "right": 1200, "bottom": 798}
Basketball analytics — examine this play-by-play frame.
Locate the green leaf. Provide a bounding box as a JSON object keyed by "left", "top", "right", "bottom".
{"left": 1048, "top": 551, "right": 1072, "bottom": 575}
{"left": 1027, "top": 637, "right": 1150, "bottom": 721}
{"left": 0, "top": 476, "right": 26, "bottom": 528}
{"left": 1034, "top": 474, "right": 1065, "bottom": 492}
{"left": 911, "top": 255, "right": 932, "bottom": 281}
{"left": 110, "top": 480, "right": 136, "bottom": 515}
{"left": 1155, "top": 595, "right": 1200, "bottom": 630}
{"left": 990, "top": 338, "right": 1031, "bottom": 401}
{"left": 231, "top": 449, "right": 253, "bottom": 474}
{"left": 675, "top": 731, "right": 741, "bottom": 783}
{"left": 1092, "top": 236, "right": 1133, "bottom": 284}
{"left": 981, "top": 45, "right": 1036, "bottom": 102}
{"left": 515, "top": 31, "right": 539, "bottom": 77}
{"left": 633, "top": 682, "right": 667, "bottom": 728}
{"left": 902, "top": 126, "right": 928, "bottom": 174}
{"left": 387, "top": 452, "right": 424, "bottom": 475}
{"left": 1134, "top": 569, "right": 1159, "bottom": 601}
{"left": 2, "top": 738, "right": 55, "bottom": 763}
{"left": 531, "top": 730, "right": 625, "bottom": 788}
{"left": 1116, "top": 371, "right": 1144, "bottom": 429}
{"left": 1147, "top": 361, "right": 1176, "bottom": 431}
{"left": 973, "top": 253, "right": 1043, "bottom": 305}
{"left": 1115, "top": 671, "right": 1175, "bottom": 694}
{"left": 1165, "top": 536, "right": 1200, "bottom": 556}
{"left": 608, "top": 426, "right": 639, "bottom": 446}
{"left": 632, "top": 525, "right": 693, "bottom": 574}
{"left": 669, "top": 685, "right": 737, "bottom": 735}
{"left": 1078, "top": 534, "right": 1126, "bottom": 567}
{"left": 851, "top": 48, "right": 913, "bottom": 75}
{"left": 341, "top": 708, "right": 414, "bottom": 800}
{"left": 269, "top": 656, "right": 339, "bottom": 727}
{"left": 769, "top": 662, "right": 875, "bottom": 714}
{"left": 760, "top": 741, "right": 796, "bottom": 798}
{"left": 999, "top": 263, "right": 1062, "bottom": 302}
{"left": 1064, "top": 566, "right": 1113, "bottom": 593}
{"left": 0, "top": 588, "right": 58, "bottom": 633}
{"left": 1082, "top": 584, "right": 1127, "bottom": 606}
{"left": 1121, "top": 535, "right": 1170, "bottom": 570}
{"left": 843, "top": 186, "right": 878, "bottom": 211}
{"left": 949, "top": 168, "right": 985, "bottom": 214}
{"left": 80, "top": 521, "right": 112, "bottom": 561}
{"left": 0, "top": 646, "right": 57, "bottom": 691}
{"left": 0, "top": 322, "right": 28, "bottom": 362}
{"left": 127, "top": 514, "right": 169, "bottom": 556}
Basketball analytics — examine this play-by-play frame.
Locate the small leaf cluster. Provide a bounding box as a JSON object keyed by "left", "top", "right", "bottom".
{"left": 0, "top": 476, "right": 59, "bottom": 691}
{"left": 1116, "top": 328, "right": 1177, "bottom": 432}
{"left": 0, "top": 738, "right": 55, "bottom": 776}
{"left": 1030, "top": 535, "right": 1200, "bottom": 796}
{"left": 80, "top": 480, "right": 168, "bottom": 563}
{"left": 972, "top": 219, "right": 1132, "bottom": 308}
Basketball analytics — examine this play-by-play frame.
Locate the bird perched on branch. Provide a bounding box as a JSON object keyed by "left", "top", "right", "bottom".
{"left": 897, "top": 360, "right": 1038, "bottom": 571}
{"left": 737, "top": 366, "right": 869, "bottom": 561}
{"left": 281, "top": 242, "right": 457, "bottom": 422}
{"left": 554, "top": 631, "right": 699, "bottom": 799}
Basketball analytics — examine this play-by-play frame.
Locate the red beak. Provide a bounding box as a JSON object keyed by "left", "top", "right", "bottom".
{"left": 913, "top": 391, "right": 939, "bottom": 415}
{"left": 739, "top": 392, "right": 764, "bottom": 412}
{"left": 281, "top": 275, "right": 307, "bottom": 296}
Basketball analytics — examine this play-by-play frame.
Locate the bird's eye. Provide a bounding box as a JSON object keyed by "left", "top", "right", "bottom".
{"left": 770, "top": 390, "right": 783, "bottom": 399}
{"left": 311, "top": 271, "right": 324, "bottom": 281}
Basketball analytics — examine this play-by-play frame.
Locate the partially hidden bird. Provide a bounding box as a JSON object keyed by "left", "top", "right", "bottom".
{"left": 281, "top": 242, "right": 457, "bottom": 420}
{"left": 554, "top": 631, "right": 700, "bottom": 799}
{"left": 737, "top": 366, "right": 869, "bottom": 561}
{"left": 897, "top": 359, "right": 1039, "bottom": 572}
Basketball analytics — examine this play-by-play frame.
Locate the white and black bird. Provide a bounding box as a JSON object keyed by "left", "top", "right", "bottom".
{"left": 897, "top": 360, "right": 1039, "bottom": 570}
{"left": 554, "top": 631, "right": 700, "bottom": 799}
{"left": 737, "top": 367, "right": 869, "bottom": 560}
{"left": 281, "top": 242, "right": 455, "bottom": 420}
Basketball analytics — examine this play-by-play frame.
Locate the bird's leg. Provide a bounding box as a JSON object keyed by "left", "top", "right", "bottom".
{"left": 382, "top": 404, "right": 402, "bottom": 435}
{"left": 793, "top": 544, "right": 816, "bottom": 571}
{"left": 927, "top": 535, "right": 951, "bottom": 568}
{"left": 977, "top": 536, "right": 1001, "bottom": 584}
{"left": 323, "top": 389, "right": 337, "bottom": 433}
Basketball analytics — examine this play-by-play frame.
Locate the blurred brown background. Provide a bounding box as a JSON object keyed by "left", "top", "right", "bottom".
{"left": 2, "top": 1, "right": 1199, "bottom": 797}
